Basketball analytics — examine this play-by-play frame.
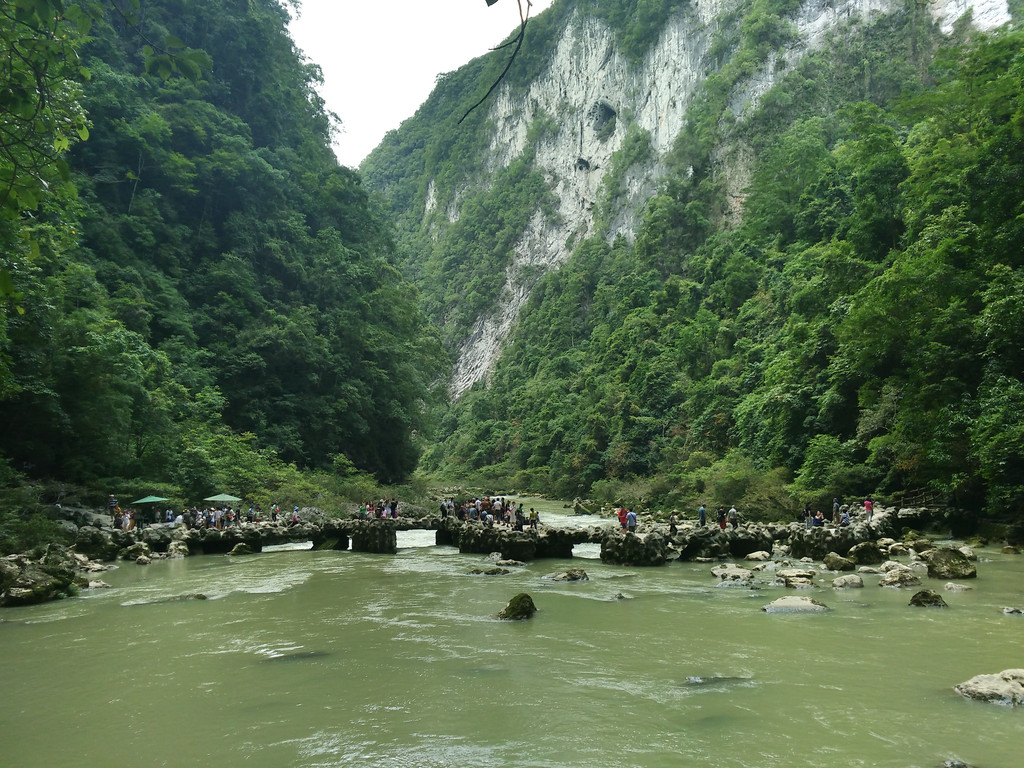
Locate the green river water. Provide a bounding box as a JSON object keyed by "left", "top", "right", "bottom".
{"left": 1, "top": 499, "right": 1022, "bottom": 767}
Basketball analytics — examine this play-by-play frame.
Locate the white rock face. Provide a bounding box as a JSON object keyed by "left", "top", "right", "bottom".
{"left": 763, "top": 595, "right": 830, "bottom": 613}
{"left": 446, "top": 0, "right": 1010, "bottom": 395}
{"left": 954, "top": 669, "right": 1024, "bottom": 706}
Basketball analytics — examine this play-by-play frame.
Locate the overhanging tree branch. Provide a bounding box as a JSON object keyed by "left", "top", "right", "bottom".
{"left": 459, "top": 0, "right": 532, "bottom": 124}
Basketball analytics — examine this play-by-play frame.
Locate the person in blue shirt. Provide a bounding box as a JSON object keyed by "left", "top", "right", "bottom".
{"left": 626, "top": 508, "right": 637, "bottom": 533}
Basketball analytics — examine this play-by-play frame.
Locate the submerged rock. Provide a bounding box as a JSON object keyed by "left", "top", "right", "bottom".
{"left": 470, "top": 567, "right": 511, "bottom": 575}
{"left": 944, "top": 582, "right": 973, "bottom": 592}
{"left": 542, "top": 568, "right": 589, "bottom": 582}
{"left": 762, "top": 596, "right": 830, "bottom": 614}
{"left": 954, "top": 669, "right": 1024, "bottom": 706}
{"left": 497, "top": 593, "right": 537, "bottom": 620}
{"left": 710, "top": 563, "right": 752, "bottom": 581}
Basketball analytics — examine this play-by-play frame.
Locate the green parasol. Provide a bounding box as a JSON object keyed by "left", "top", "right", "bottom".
{"left": 204, "top": 493, "right": 242, "bottom": 503}
{"left": 132, "top": 495, "right": 170, "bottom": 504}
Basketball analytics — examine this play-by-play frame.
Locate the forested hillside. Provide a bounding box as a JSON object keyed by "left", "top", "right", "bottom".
{"left": 0, "top": 0, "right": 442, "bottom": 522}
{"left": 362, "top": 0, "right": 1024, "bottom": 521}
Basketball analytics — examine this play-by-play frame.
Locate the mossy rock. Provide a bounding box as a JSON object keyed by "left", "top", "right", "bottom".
{"left": 497, "top": 593, "right": 537, "bottom": 620}
{"left": 909, "top": 589, "right": 948, "bottom": 607}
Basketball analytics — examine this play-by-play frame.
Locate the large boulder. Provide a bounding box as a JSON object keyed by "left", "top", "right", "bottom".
{"left": 489, "top": 531, "right": 535, "bottom": 561}
{"left": 600, "top": 531, "right": 669, "bottom": 566}
{"left": 497, "top": 593, "right": 537, "bottom": 620}
{"left": 920, "top": 548, "right": 977, "bottom": 579}
{"left": 350, "top": 520, "right": 398, "bottom": 554}
{"left": 776, "top": 567, "right": 817, "bottom": 589}
{"left": 787, "top": 522, "right": 873, "bottom": 559}
{"left": 140, "top": 525, "right": 173, "bottom": 553}
{"left": 119, "top": 542, "right": 152, "bottom": 561}
{"left": 73, "top": 526, "right": 120, "bottom": 561}
{"left": 536, "top": 528, "right": 587, "bottom": 559}
{"left": 725, "top": 526, "right": 774, "bottom": 558}
{"left": 823, "top": 552, "right": 855, "bottom": 571}
{"left": 847, "top": 541, "right": 886, "bottom": 565}
{"left": 0, "top": 546, "right": 78, "bottom": 607}
{"left": 878, "top": 562, "right": 921, "bottom": 588}
{"left": 675, "top": 526, "right": 731, "bottom": 560}
{"left": 954, "top": 669, "right": 1024, "bottom": 706}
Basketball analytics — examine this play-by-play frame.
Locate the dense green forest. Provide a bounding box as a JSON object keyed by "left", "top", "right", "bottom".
{"left": 3, "top": 0, "right": 1023, "bottom": 554}
{"left": 362, "top": 0, "right": 1024, "bottom": 522}
{"left": 0, "top": 0, "right": 443, "bottom": 549}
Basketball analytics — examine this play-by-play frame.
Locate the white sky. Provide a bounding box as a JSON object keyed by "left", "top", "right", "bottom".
{"left": 288, "top": 0, "right": 556, "bottom": 168}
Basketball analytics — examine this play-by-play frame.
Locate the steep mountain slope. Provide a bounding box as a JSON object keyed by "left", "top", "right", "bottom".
{"left": 364, "top": 0, "right": 1009, "bottom": 396}
{"left": 0, "top": 0, "right": 442, "bottom": 493}
{"left": 363, "top": 0, "right": 1024, "bottom": 520}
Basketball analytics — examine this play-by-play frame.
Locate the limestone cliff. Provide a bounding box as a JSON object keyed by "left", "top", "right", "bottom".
{"left": 369, "top": 0, "right": 1011, "bottom": 397}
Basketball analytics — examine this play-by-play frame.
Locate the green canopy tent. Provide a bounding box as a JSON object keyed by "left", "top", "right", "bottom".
{"left": 131, "top": 495, "right": 170, "bottom": 504}
{"left": 204, "top": 493, "right": 242, "bottom": 503}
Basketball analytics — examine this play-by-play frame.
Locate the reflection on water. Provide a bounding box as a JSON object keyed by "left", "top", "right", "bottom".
{"left": 1, "top": 513, "right": 1022, "bottom": 768}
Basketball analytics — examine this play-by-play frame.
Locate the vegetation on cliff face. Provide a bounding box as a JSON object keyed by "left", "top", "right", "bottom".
{"left": 0, "top": 0, "right": 443, "bottom": 524}
{"left": 365, "top": 0, "right": 1024, "bottom": 522}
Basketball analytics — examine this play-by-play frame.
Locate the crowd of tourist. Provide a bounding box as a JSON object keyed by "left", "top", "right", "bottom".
{"left": 437, "top": 497, "right": 540, "bottom": 530}
{"left": 106, "top": 497, "right": 302, "bottom": 531}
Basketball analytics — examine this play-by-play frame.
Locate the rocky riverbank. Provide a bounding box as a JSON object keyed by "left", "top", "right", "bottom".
{"left": 2, "top": 503, "right": 1018, "bottom": 609}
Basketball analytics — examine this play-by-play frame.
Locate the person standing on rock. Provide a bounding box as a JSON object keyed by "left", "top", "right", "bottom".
{"left": 529, "top": 507, "right": 538, "bottom": 529}
{"left": 617, "top": 506, "right": 628, "bottom": 530}
{"left": 698, "top": 503, "right": 706, "bottom": 526}
{"left": 864, "top": 495, "right": 874, "bottom": 522}
{"left": 626, "top": 508, "right": 637, "bottom": 533}
{"left": 800, "top": 504, "right": 811, "bottom": 529}
{"left": 728, "top": 505, "right": 739, "bottom": 529}
{"left": 832, "top": 498, "right": 841, "bottom": 524}
{"left": 668, "top": 512, "right": 678, "bottom": 535}
{"left": 717, "top": 506, "right": 727, "bottom": 530}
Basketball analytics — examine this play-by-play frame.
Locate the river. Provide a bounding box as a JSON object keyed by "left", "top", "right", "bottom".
{"left": 1, "top": 499, "right": 1022, "bottom": 767}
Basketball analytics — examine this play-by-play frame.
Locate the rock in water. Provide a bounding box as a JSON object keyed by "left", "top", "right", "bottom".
{"left": 823, "top": 552, "right": 855, "bottom": 571}
{"left": 921, "top": 547, "right": 977, "bottom": 579}
{"left": 542, "top": 568, "right": 589, "bottom": 581}
{"left": 762, "top": 596, "right": 830, "bottom": 614}
{"left": 497, "top": 593, "right": 537, "bottom": 620}
{"left": 954, "top": 669, "right": 1024, "bottom": 706}
{"left": 909, "top": 589, "right": 948, "bottom": 607}
{"left": 832, "top": 574, "right": 864, "bottom": 589}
